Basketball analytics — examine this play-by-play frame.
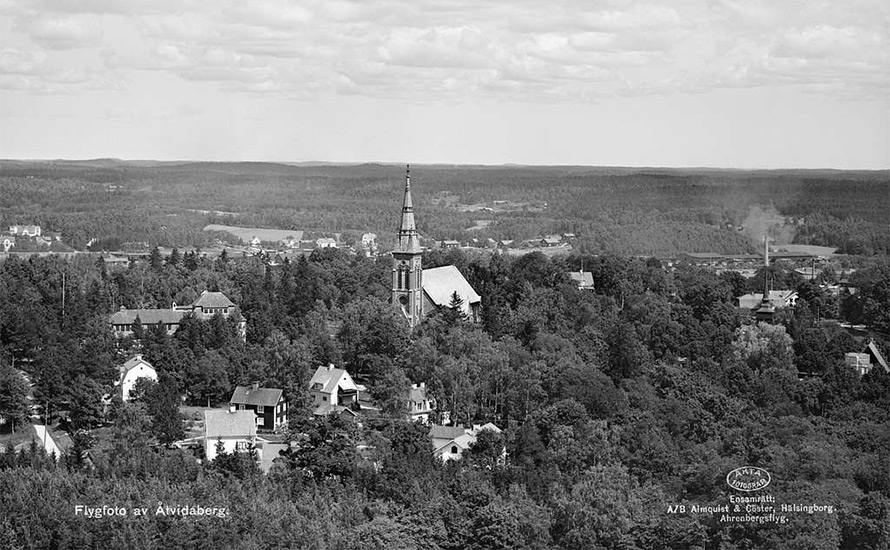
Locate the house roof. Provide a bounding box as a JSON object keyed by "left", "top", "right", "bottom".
{"left": 569, "top": 271, "right": 594, "bottom": 287}
{"left": 429, "top": 425, "right": 467, "bottom": 441}
{"left": 422, "top": 265, "right": 481, "bottom": 313}
{"left": 230, "top": 385, "right": 283, "bottom": 407}
{"left": 204, "top": 410, "right": 256, "bottom": 439}
{"left": 309, "top": 366, "right": 355, "bottom": 394}
{"left": 119, "top": 355, "right": 156, "bottom": 378}
{"left": 408, "top": 385, "right": 432, "bottom": 404}
{"left": 193, "top": 291, "right": 235, "bottom": 309}
{"left": 434, "top": 433, "right": 475, "bottom": 455}
{"left": 867, "top": 340, "right": 889, "bottom": 373}
{"left": 109, "top": 308, "right": 186, "bottom": 325}
{"left": 32, "top": 425, "right": 73, "bottom": 455}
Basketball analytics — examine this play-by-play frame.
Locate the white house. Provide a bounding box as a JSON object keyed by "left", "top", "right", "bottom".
{"left": 429, "top": 422, "right": 502, "bottom": 462}
{"left": 406, "top": 383, "right": 436, "bottom": 423}
{"left": 116, "top": 355, "right": 159, "bottom": 402}
{"left": 308, "top": 364, "right": 360, "bottom": 415}
{"left": 203, "top": 410, "right": 257, "bottom": 461}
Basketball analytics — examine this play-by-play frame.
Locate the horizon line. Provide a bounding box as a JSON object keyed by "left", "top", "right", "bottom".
{"left": 1, "top": 157, "right": 888, "bottom": 172}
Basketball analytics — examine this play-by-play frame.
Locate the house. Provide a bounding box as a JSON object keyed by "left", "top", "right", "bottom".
{"left": 429, "top": 423, "right": 502, "bottom": 462}
{"left": 568, "top": 270, "right": 595, "bottom": 291}
{"left": 229, "top": 383, "right": 287, "bottom": 431}
{"left": 845, "top": 353, "right": 873, "bottom": 376}
{"left": 278, "top": 234, "right": 303, "bottom": 249}
{"left": 737, "top": 290, "right": 798, "bottom": 310}
{"left": 9, "top": 225, "right": 41, "bottom": 237}
{"left": 316, "top": 237, "right": 338, "bottom": 248}
{"left": 309, "top": 364, "right": 360, "bottom": 415}
{"left": 116, "top": 355, "right": 158, "bottom": 402}
{"left": 541, "top": 235, "right": 562, "bottom": 247}
{"left": 203, "top": 410, "right": 257, "bottom": 461}
{"left": 562, "top": 233, "right": 577, "bottom": 240}
{"left": 249, "top": 236, "right": 262, "bottom": 248}
{"left": 109, "top": 290, "right": 246, "bottom": 341}
{"left": 361, "top": 233, "right": 377, "bottom": 247}
{"left": 440, "top": 240, "right": 461, "bottom": 249}
{"left": 406, "top": 383, "right": 436, "bottom": 423}
{"left": 390, "top": 166, "right": 483, "bottom": 328}
{"left": 1, "top": 235, "right": 15, "bottom": 252}
{"left": 29, "top": 425, "right": 73, "bottom": 460}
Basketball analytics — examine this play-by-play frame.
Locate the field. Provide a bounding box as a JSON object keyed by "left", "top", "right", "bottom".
{"left": 203, "top": 224, "right": 304, "bottom": 244}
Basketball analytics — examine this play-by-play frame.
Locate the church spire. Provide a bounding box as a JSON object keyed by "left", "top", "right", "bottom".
{"left": 398, "top": 164, "right": 420, "bottom": 253}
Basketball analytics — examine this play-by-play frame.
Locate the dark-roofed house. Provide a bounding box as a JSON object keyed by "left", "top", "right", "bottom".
{"left": 421, "top": 265, "right": 482, "bottom": 324}
{"left": 229, "top": 383, "right": 287, "bottom": 431}
{"left": 204, "top": 410, "right": 256, "bottom": 461}
{"left": 406, "top": 382, "right": 436, "bottom": 423}
{"left": 569, "top": 270, "right": 595, "bottom": 291}
{"left": 109, "top": 290, "right": 246, "bottom": 341}
{"left": 309, "top": 364, "right": 360, "bottom": 415}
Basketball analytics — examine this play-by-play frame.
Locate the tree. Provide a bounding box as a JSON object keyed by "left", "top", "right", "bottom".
{"left": 0, "top": 360, "right": 31, "bottom": 433}
{"left": 141, "top": 377, "right": 185, "bottom": 446}
{"left": 188, "top": 352, "right": 230, "bottom": 407}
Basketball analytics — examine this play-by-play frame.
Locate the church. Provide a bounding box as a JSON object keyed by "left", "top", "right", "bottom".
{"left": 391, "top": 166, "right": 481, "bottom": 328}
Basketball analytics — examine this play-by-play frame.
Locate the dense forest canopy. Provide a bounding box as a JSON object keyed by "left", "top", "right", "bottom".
{"left": 1, "top": 160, "right": 887, "bottom": 255}
{"left": 0, "top": 240, "right": 888, "bottom": 548}
{"left": 0, "top": 161, "right": 888, "bottom": 548}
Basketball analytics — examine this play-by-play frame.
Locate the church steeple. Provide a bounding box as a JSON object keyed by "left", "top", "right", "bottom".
{"left": 392, "top": 164, "right": 423, "bottom": 327}
{"left": 398, "top": 164, "right": 421, "bottom": 253}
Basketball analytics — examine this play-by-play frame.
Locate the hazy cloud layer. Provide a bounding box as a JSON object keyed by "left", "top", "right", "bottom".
{"left": 1, "top": 0, "right": 886, "bottom": 100}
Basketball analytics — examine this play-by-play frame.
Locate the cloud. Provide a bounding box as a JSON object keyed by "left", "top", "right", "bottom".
{"left": 20, "top": 15, "right": 103, "bottom": 49}
{"left": 0, "top": 0, "right": 886, "bottom": 101}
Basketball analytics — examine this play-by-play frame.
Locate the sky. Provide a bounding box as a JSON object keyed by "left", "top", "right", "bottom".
{"left": 0, "top": 0, "right": 888, "bottom": 169}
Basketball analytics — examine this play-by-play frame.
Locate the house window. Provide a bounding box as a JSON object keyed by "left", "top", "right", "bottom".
{"left": 235, "top": 441, "right": 247, "bottom": 451}
{"left": 322, "top": 396, "right": 327, "bottom": 401}
{"left": 451, "top": 446, "right": 458, "bottom": 454}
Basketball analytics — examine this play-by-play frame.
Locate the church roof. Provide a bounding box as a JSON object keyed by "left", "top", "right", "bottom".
{"left": 422, "top": 265, "right": 481, "bottom": 314}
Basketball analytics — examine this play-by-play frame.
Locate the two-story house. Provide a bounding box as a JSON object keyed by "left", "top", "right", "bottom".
{"left": 229, "top": 383, "right": 287, "bottom": 431}
{"left": 308, "top": 364, "right": 361, "bottom": 415}
{"left": 406, "top": 382, "right": 436, "bottom": 423}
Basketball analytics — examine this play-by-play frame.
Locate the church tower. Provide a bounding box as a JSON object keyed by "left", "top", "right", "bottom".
{"left": 392, "top": 165, "right": 424, "bottom": 327}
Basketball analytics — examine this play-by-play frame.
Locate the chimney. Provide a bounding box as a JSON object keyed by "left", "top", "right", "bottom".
{"left": 327, "top": 363, "right": 334, "bottom": 371}
{"left": 412, "top": 383, "right": 418, "bottom": 389}
{"left": 251, "top": 381, "right": 259, "bottom": 390}
{"left": 420, "top": 382, "right": 425, "bottom": 388}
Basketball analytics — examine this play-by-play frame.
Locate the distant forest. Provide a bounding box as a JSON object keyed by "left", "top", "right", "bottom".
{"left": 1, "top": 161, "right": 887, "bottom": 256}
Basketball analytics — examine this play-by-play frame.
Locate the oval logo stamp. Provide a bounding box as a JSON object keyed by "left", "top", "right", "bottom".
{"left": 726, "top": 467, "right": 771, "bottom": 492}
